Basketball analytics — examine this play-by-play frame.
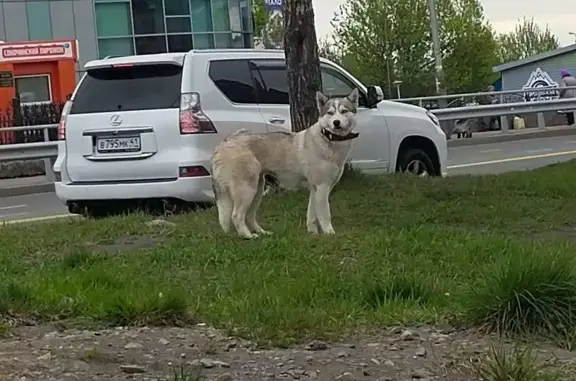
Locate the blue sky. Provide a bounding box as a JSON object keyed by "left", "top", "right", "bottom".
{"left": 312, "top": 0, "right": 575, "bottom": 46}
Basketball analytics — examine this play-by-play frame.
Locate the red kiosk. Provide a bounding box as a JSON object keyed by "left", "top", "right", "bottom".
{"left": 0, "top": 39, "right": 78, "bottom": 143}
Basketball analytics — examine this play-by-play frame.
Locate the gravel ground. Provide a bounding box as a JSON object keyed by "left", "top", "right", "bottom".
{"left": 2, "top": 324, "right": 576, "bottom": 381}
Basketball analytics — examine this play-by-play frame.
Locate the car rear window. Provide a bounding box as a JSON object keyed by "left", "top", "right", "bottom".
{"left": 70, "top": 64, "right": 183, "bottom": 114}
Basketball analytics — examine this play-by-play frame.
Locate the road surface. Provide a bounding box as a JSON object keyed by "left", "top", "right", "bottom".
{"left": 2, "top": 134, "right": 576, "bottom": 223}
{"left": 447, "top": 134, "right": 576, "bottom": 175}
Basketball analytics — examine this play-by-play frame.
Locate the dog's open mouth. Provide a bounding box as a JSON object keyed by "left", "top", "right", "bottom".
{"left": 321, "top": 128, "right": 359, "bottom": 142}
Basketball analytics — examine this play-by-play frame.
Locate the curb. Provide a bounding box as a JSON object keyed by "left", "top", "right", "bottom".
{"left": 0, "top": 182, "right": 54, "bottom": 198}
{"left": 448, "top": 126, "right": 576, "bottom": 147}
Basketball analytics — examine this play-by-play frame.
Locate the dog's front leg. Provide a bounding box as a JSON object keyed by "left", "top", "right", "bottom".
{"left": 314, "top": 184, "right": 335, "bottom": 235}
{"left": 307, "top": 187, "right": 319, "bottom": 235}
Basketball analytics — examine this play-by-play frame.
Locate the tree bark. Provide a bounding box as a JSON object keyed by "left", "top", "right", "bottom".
{"left": 283, "top": 0, "right": 322, "bottom": 132}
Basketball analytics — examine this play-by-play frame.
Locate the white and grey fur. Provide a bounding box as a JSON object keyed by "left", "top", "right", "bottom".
{"left": 210, "top": 89, "right": 360, "bottom": 239}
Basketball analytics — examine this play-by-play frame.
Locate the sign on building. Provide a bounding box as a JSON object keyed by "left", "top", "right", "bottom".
{"left": 264, "top": 0, "right": 282, "bottom": 12}
{"left": 0, "top": 40, "right": 76, "bottom": 63}
{"left": 522, "top": 67, "right": 559, "bottom": 101}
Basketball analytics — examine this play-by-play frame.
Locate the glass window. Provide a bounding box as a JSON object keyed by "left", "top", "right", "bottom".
{"left": 209, "top": 60, "right": 256, "bottom": 103}
{"left": 254, "top": 65, "right": 289, "bottom": 104}
{"left": 242, "top": 33, "right": 252, "bottom": 48}
{"left": 322, "top": 69, "right": 355, "bottom": 98}
{"left": 71, "top": 64, "right": 183, "bottom": 114}
{"left": 228, "top": 0, "right": 242, "bottom": 31}
{"left": 214, "top": 33, "right": 231, "bottom": 48}
{"left": 164, "top": 0, "right": 189, "bottom": 15}
{"left": 26, "top": 2, "right": 52, "bottom": 40}
{"left": 166, "top": 17, "right": 192, "bottom": 33}
{"left": 193, "top": 34, "right": 214, "bottom": 49}
{"left": 132, "top": 0, "right": 165, "bottom": 35}
{"left": 15, "top": 76, "right": 51, "bottom": 104}
{"left": 135, "top": 36, "right": 167, "bottom": 54}
{"left": 239, "top": 0, "right": 251, "bottom": 31}
{"left": 190, "top": 0, "right": 213, "bottom": 32}
{"left": 211, "top": 0, "right": 230, "bottom": 31}
{"left": 168, "top": 34, "right": 193, "bottom": 52}
{"left": 321, "top": 65, "right": 367, "bottom": 107}
{"left": 98, "top": 38, "right": 134, "bottom": 58}
{"left": 95, "top": 3, "right": 132, "bottom": 37}
{"left": 231, "top": 32, "right": 244, "bottom": 48}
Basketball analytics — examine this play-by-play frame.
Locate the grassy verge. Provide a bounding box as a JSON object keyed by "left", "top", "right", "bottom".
{"left": 3, "top": 161, "right": 576, "bottom": 346}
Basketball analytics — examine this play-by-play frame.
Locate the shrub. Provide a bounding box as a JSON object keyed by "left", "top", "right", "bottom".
{"left": 464, "top": 250, "right": 576, "bottom": 337}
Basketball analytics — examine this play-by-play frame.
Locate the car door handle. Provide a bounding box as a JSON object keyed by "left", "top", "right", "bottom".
{"left": 268, "top": 117, "right": 285, "bottom": 124}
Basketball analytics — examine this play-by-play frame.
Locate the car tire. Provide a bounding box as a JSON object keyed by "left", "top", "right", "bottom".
{"left": 396, "top": 148, "right": 436, "bottom": 176}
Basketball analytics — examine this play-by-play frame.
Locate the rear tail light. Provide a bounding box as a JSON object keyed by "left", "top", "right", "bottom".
{"left": 179, "top": 92, "right": 217, "bottom": 134}
{"left": 179, "top": 166, "right": 210, "bottom": 177}
{"left": 58, "top": 100, "right": 73, "bottom": 140}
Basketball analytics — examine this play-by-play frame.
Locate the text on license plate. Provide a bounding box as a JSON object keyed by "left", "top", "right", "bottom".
{"left": 97, "top": 136, "right": 141, "bottom": 152}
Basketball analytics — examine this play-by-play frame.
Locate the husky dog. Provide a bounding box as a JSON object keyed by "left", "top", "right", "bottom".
{"left": 210, "top": 89, "right": 360, "bottom": 239}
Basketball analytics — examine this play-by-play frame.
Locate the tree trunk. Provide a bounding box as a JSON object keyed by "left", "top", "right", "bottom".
{"left": 283, "top": 0, "right": 322, "bottom": 132}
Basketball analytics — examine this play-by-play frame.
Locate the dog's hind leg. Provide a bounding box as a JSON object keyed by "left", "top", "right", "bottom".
{"left": 213, "top": 181, "right": 233, "bottom": 233}
{"left": 216, "top": 196, "right": 233, "bottom": 233}
{"left": 246, "top": 174, "right": 271, "bottom": 235}
{"left": 230, "top": 181, "right": 259, "bottom": 239}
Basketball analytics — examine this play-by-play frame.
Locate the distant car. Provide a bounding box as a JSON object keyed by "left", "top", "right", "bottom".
{"left": 53, "top": 49, "right": 448, "bottom": 216}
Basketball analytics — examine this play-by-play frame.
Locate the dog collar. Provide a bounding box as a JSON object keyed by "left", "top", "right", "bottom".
{"left": 321, "top": 128, "right": 359, "bottom": 142}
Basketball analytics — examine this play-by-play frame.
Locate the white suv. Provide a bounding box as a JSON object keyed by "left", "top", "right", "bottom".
{"left": 54, "top": 49, "right": 448, "bottom": 215}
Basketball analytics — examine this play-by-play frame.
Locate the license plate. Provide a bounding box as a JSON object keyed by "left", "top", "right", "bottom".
{"left": 97, "top": 136, "right": 141, "bottom": 153}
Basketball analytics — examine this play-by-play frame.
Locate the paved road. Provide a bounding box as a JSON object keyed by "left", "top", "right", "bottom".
{"left": 447, "top": 135, "right": 576, "bottom": 175}
{"left": 2, "top": 134, "right": 576, "bottom": 222}
{"left": 0, "top": 192, "right": 68, "bottom": 223}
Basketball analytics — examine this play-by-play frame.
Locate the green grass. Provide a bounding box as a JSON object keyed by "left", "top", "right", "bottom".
{"left": 471, "top": 344, "right": 561, "bottom": 381}
{"left": 3, "top": 161, "right": 576, "bottom": 345}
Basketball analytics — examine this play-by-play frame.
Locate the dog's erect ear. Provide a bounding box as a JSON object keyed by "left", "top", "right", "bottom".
{"left": 347, "top": 88, "right": 359, "bottom": 107}
{"left": 316, "top": 91, "right": 329, "bottom": 112}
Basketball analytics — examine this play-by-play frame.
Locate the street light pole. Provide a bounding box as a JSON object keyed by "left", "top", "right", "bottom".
{"left": 427, "top": 0, "right": 446, "bottom": 103}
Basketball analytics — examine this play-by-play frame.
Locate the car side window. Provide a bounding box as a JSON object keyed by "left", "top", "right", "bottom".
{"left": 251, "top": 62, "right": 289, "bottom": 104}
{"left": 321, "top": 65, "right": 367, "bottom": 107}
{"left": 208, "top": 60, "right": 257, "bottom": 104}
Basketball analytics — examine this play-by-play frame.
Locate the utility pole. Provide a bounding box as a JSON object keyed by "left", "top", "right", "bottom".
{"left": 427, "top": 0, "right": 446, "bottom": 106}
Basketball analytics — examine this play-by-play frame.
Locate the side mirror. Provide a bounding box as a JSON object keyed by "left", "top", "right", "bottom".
{"left": 367, "top": 85, "right": 384, "bottom": 108}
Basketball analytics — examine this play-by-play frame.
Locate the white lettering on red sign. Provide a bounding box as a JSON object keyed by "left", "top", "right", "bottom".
{"left": 2, "top": 44, "right": 66, "bottom": 58}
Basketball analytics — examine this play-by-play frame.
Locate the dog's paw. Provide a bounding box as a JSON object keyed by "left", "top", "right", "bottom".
{"left": 307, "top": 225, "right": 319, "bottom": 235}
{"left": 240, "top": 233, "right": 259, "bottom": 239}
{"left": 321, "top": 227, "right": 336, "bottom": 235}
{"left": 259, "top": 230, "right": 273, "bottom": 236}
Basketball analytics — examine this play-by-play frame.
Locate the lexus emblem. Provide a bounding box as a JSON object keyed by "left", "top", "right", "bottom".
{"left": 110, "top": 115, "right": 122, "bottom": 126}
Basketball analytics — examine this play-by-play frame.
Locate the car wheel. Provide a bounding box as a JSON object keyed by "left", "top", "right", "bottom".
{"left": 396, "top": 148, "right": 436, "bottom": 177}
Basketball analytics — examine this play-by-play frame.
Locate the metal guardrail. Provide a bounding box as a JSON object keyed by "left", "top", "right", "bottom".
{"left": 430, "top": 98, "right": 576, "bottom": 134}
{"left": 0, "top": 124, "right": 58, "bottom": 181}
{"left": 397, "top": 85, "right": 576, "bottom": 106}
{"left": 431, "top": 98, "right": 576, "bottom": 120}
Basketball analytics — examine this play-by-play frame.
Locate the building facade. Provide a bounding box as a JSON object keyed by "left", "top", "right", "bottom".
{"left": 0, "top": 0, "right": 253, "bottom": 75}
{"left": 493, "top": 44, "right": 576, "bottom": 93}
{"left": 493, "top": 44, "right": 576, "bottom": 127}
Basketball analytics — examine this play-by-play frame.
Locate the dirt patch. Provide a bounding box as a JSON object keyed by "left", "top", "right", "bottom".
{"left": 1, "top": 324, "right": 575, "bottom": 380}
{"left": 85, "top": 236, "right": 161, "bottom": 255}
{"left": 530, "top": 228, "right": 576, "bottom": 243}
